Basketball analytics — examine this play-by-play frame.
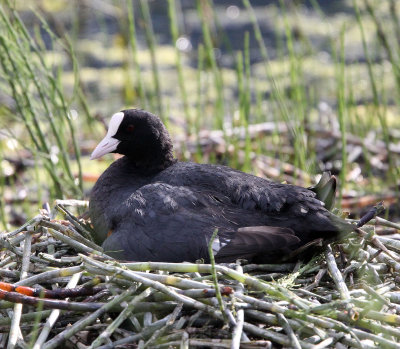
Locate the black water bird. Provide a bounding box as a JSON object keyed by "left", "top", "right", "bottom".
{"left": 89, "top": 109, "right": 354, "bottom": 263}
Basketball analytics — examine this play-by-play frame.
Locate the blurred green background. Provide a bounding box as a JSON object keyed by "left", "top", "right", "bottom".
{"left": 0, "top": 0, "right": 399, "bottom": 228}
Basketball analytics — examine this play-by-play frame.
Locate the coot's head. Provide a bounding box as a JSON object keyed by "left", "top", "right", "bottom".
{"left": 91, "top": 109, "right": 175, "bottom": 170}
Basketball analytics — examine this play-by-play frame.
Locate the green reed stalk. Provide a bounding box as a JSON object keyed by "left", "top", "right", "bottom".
{"left": 389, "top": 0, "right": 400, "bottom": 42}
{"left": 208, "top": 229, "right": 227, "bottom": 322}
{"left": 364, "top": 0, "right": 400, "bottom": 98}
{"left": 234, "top": 51, "right": 244, "bottom": 170}
{"left": 281, "top": 0, "right": 308, "bottom": 174}
{"left": 353, "top": 0, "right": 398, "bottom": 183}
{"left": 243, "top": 32, "right": 252, "bottom": 170}
{"left": 127, "top": 0, "right": 147, "bottom": 109}
{"left": 10, "top": 5, "right": 83, "bottom": 195}
{"left": 139, "top": 0, "right": 164, "bottom": 119}
{"left": 33, "top": 11, "right": 89, "bottom": 191}
{"left": 195, "top": 44, "right": 205, "bottom": 159}
{"left": 0, "top": 144, "right": 7, "bottom": 230}
{"left": 168, "top": 0, "right": 192, "bottom": 125}
{"left": 243, "top": 0, "right": 308, "bottom": 177}
{"left": 0, "top": 37, "right": 62, "bottom": 198}
{"left": 235, "top": 32, "right": 251, "bottom": 172}
{"left": 0, "top": 3, "right": 84, "bottom": 198}
{"left": 333, "top": 26, "right": 347, "bottom": 204}
{"left": 197, "top": 0, "right": 225, "bottom": 129}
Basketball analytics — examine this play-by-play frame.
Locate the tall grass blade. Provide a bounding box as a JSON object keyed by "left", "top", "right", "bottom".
{"left": 127, "top": 0, "right": 148, "bottom": 109}
{"left": 333, "top": 26, "right": 347, "bottom": 204}
{"left": 139, "top": 0, "right": 164, "bottom": 119}
{"left": 168, "top": 0, "right": 192, "bottom": 126}
{"left": 353, "top": 0, "right": 398, "bottom": 184}
{"left": 197, "top": 0, "right": 225, "bottom": 129}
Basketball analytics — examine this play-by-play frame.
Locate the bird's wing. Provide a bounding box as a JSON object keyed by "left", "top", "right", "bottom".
{"left": 102, "top": 182, "right": 231, "bottom": 262}
{"left": 160, "top": 162, "right": 325, "bottom": 214}
{"left": 215, "top": 226, "right": 300, "bottom": 263}
{"left": 157, "top": 163, "right": 355, "bottom": 242}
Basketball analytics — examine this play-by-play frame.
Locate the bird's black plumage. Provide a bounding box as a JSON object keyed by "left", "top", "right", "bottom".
{"left": 89, "top": 109, "right": 354, "bottom": 262}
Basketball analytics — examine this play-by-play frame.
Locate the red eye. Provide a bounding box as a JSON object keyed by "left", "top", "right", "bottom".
{"left": 127, "top": 124, "right": 135, "bottom": 132}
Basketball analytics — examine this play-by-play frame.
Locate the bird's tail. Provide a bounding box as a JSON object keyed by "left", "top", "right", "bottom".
{"left": 309, "top": 172, "right": 337, "bottom": 211}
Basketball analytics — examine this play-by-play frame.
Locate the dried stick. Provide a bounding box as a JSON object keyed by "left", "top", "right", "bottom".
{"left": 276, "top": 313, "right": 301, "bottom": 349}
{"left": 325, "top": 245, "right": 350, "bottom": 300}
{"left": 143, "top": 303, "right": 183, "bottom": 348}
{"left": 33, "top": 272, "right": 82, "bottom": 348}
{"left": 89, "top": 287, "right": 154, "bottom": 348}
{"left": 82, "top": 255, "right": 224, "bottom": 320}
{"left": 54, "top": 203, "right": 93, "bottom": 241}
{"left": 123, "top": 261, "right": 311, "bottom": 308}
{"left": 231, "top": 262, "right": 247, "bottom": 349}
{"left": 208, "top": 230, "right": 226, "bottom": 321}
{"left": 95, "top": 316, "right": 178, "bottom": 349}
{"left": 42, "top": 285, "right": 138, "bottom": 349}
{"left": 42, "top": 226, "right": 112, "bottom": 259}
{"left": 7, "top": 231, "right": 32, "bottom": 349}
{"left": 13, "top": 266, "right": 83, "bottom": 287}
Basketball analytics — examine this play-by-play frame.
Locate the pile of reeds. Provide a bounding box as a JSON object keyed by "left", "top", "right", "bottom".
{"left": 0, "top": 200, "right": 399, "bottom": 348}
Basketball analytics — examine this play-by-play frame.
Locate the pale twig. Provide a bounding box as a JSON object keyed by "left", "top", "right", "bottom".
{"left": 7, "top": 231, "right": 32, "bottom": 349}
{"left": 242, "top": 321, "right": 314, "bottom": 349}
{"left": 42, "top": 226, "right": 112, "bottom": 259}
{"left": 81, "top": 255, "right": 224, "bottom": 320}
{"left": 33, "top": 272, "right": 82, "bottom": 348}
{"left": 89, "top": 288, "right": 154, "bottom": 348}
{"left": 276, "top": 313, "right": 301, "bottom": 349}
{"left": 0, "top": 311, "right": 52, "bottom": 326}
{"left": 123, "top": 261, "right": 311, "bottom": 308}
{"left": 86, "top": 264, "right": 214, "bottom": 290}
{"left": 325, "top": 245, "right": 350, "bottom": 300}
{"left": 2, "top": 215, "right": 43, "bottom": 239}
{"left": 95, "top": 316, "right": 178, "bottom": 349}
{"left": 41, "top": 219, "right": 100, "bottom": 251}
{"left": 14, "top": 266, "right": 83, "bottom": 287}
{"left": 231, "top": 262, "right": 247, "bottom": 349}
{"left": 208, "top": 229, "right": 226, "bottom": 322}
{"left": 143, "top": 303, "right": 183, "bottom": 348}
{"left": 54, "top": 203, "right": 93, "bottom": 241}
{"left": 42, "top": 285, "right": 138, "bottom": 349}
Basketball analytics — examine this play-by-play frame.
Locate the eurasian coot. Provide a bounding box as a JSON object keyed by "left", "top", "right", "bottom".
{"left": 89, "top": 109, "right": 354, "bottom": 262}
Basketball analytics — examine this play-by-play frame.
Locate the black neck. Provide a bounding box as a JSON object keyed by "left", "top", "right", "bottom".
{"left": 126, "top": 146, "right": 176, "bottom": 175}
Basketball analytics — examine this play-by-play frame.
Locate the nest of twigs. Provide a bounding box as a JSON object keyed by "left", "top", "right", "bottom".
{"left": 0, "top": 200, "right": 400, "bottom": 349}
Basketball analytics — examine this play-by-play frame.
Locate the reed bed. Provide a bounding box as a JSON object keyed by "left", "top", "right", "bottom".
{"left": 0, "top": 200, "right": 398, "bottom": 348}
